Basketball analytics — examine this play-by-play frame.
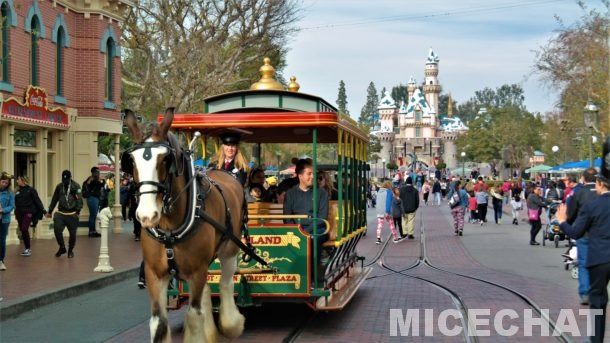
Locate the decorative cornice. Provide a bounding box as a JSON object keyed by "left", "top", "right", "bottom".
{"left": 55, "top": 0, "right": 134, "bottom": 22}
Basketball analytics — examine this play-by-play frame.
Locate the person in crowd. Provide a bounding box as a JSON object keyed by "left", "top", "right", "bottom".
{"left": 440, "top": 178, "right": 448, "bottom": 199}
{"left": 422, "top": 180, "right": 431, "bottom": 206}
{"left": 283, "top": 159, "right": 329, "bottom": 279}
{"left": 99, "top": 174, "right": 111, "bottom": 210}
{"left": 566, "top": 167, "right": 599, "bottom": 306}
{"left": 563, "top": 176, "right": 578, "bottom": 202}
{"left": 526, "top": 184, "right": 547, "bottom": 246}
{"left": 247, "top": 183, "right": 264, "bottom": 203}
{"left": 415, "top": 172, "right": 424, "bottom": 193}
{"left": 432, "top": 178, "right": 442, "bottom": 206}
{"left": 399, "top": 176, "right": 419, "bottom": 239}
{"left": 209, "top": 133, "right": 249, "bottom": 186}
{"left": 246, "top": 168, "right": 268, "bottom": 202}
{"left": 82, "top": 167, "right": 103, "bottom": 237}
{"left": 46, "top": 170, "right": 83, "bottom": 258}
{"left": 490, "top": 185, "right": 504, "bottom": 225}
{"left": 447, "top": 180, "right": 469, "bottom": 236}
{"left": 119, "top": 177, "right": 130, "bottom": 221}
{"left": 14, "top": 176, "right": 45, "bottom": 257}
{"left": 0, "top": 172, "right": 15, "bottom": 270}
{"left": 474, "top": 176, "right": 489, "bottom": 225}
{"left": 128, "top": 177, "right": 142, "bottom": 241}
{"left": 510, "top": 181, "right": 523, "bottom": 225}
{"left": 468, "top": 190, "right": 478, "bottom": 224}
{"left": 502, "top": 178, "right": 512, "bottom": 205}
{"left": 556, "top": 138, "right": 610, "bottom": 343}
{"left": 273, "top": 183, "right": 290, "bottom": 205}
{"left": 545, "top": 180, "right": 560, "bottom": 202}
{"left": 138, "top": 261, "right": 146, "bottom": 289}
{"left": 374, "top": 181, "right": 402, "bottom": 244}
{"left": 391, "top": 187, "right": 404, "bottom": 238}
{"left": 318, "top": 170, "right": 338, "bottom": 201}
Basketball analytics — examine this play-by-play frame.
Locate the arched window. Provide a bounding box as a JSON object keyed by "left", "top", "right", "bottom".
{"left": 104, "top": 38, "right": 114, "bottom": 102}
{"left": 30, "top": 16, "right": 40, "bottom": 86}
{"left": 0, "top": 2, "right": 9, "bottom": 83}
{"left": 56, "top": 26, "right": 64, "bottom": 96}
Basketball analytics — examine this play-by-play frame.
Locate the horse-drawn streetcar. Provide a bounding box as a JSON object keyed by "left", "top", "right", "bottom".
{"left": 122, "top": 58, "right": 371, "bottom": 342}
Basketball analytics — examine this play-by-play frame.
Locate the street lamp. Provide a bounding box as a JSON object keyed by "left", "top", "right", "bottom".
{"left": 382, "top": 159, "right": 386, "bottom": 180}
{"left": 460, "top": 152, "right": 466, "bottom": 178}
{"left": 584, "top": 100, "right": 599, "bottom": 167}
{"left": 551, "top": 145, "right": 559, "bottom": 165}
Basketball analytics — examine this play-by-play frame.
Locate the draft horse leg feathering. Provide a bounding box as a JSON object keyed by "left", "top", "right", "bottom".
{"left": 123, "top": 108, "right": 245, "bottom": 342}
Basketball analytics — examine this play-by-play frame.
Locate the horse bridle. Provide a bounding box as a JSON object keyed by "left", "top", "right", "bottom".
{"left": 121, "top": 141, "right": 179, "bottom": 213}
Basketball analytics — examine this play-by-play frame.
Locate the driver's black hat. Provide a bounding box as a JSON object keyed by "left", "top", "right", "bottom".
{"left": 220, "top": 133, "right": 240, "bottom": 145}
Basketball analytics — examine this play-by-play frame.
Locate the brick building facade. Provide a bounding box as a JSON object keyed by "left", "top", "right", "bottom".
{"left": 0, "top": 0, "right": 131, "bottom": 243}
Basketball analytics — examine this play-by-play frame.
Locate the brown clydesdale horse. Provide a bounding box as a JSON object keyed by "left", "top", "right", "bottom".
{"left": 123, "top": 108, "right": 245, "bottom": 342}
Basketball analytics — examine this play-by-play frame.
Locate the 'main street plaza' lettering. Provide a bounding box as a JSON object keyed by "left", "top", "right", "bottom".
{"left": 389, "top": 309, "right": 602, "bottom": 337}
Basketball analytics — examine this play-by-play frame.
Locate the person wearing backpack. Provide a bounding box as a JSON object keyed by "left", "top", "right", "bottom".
{"left": 82, "top": 167, "right": 103, "bottom": 237}
{"left": 447, "top": 181, "right": 468, "bottom": 236}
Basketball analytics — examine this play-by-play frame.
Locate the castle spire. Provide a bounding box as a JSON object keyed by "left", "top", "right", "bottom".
{"left": 447, "top": 93, "right": 453, "bottom": 117}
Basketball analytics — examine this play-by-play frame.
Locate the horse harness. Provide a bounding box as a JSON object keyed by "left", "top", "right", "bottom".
{"left": 122, "top": 140, "right": 269, "bottom": 277}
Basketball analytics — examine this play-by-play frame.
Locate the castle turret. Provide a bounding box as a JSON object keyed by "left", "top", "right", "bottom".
{"left": 376, "top": 91, "right": 398, "bottom": 167}
{"left": 407, "top": 76, "right": 417, "bottom": 101}
{"left": 423, "top": 48, "right": 441, "bottom": 117}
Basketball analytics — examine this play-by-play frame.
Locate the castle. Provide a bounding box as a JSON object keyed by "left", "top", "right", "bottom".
{"left": 372, "top": 48, "right": 468, "bottom": 174}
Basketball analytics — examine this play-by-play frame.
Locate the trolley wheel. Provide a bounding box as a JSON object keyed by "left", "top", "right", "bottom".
{"left": 570, "top": 265, "right": 579, "bottom": 279}
{"left": 554, "top": 235, "right": 560, "bottom": 248}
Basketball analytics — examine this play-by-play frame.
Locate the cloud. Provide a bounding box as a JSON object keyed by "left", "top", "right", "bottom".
{"left": 285, "top": 0, "right": 601, "bottom": 117}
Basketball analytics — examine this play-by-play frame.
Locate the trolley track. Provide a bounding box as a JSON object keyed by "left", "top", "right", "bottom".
{"left": 373, "top": 208, "right": 574, "bottom": 342}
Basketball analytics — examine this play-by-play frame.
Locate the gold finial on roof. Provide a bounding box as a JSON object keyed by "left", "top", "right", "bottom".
{"left": 288, "top": 76, "right": 300, "bottom": 92}
{"left": 250, "top": 57, "right": 284, "bottom": 91}
{"left": 447, "top": 92, "right": 453, "bottom": 117}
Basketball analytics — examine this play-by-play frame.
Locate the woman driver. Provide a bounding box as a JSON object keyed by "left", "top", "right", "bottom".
{"left": 209, "top": 133, "right": 249, "bottom": 186}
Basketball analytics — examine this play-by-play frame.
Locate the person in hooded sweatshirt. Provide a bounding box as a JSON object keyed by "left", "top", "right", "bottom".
{"left": 375, "top": 181, "right": 403, "bottom": 244}
{"left": 399, "top": 177, "right": 420, "bottom": 239}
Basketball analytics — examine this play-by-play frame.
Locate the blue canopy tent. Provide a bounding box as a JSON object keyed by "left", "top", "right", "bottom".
{"left": 548, "top": 158, "right": 601, "bottom": 173}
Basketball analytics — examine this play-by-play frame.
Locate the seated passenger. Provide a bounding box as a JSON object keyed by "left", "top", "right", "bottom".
{"left": 247, "top": 183, "right": 264, "bottom": 203}
{"left": 283, "top": 159, "right": 328, "bottom": 241}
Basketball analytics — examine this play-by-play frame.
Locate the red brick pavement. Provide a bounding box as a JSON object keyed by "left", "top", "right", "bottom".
{"left": 0, "top": 221, "right": 142, "bottom": 319}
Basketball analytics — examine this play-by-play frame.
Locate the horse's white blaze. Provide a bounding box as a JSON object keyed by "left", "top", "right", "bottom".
{"left": 132, "top": 140, "right": 168, "bottom": 227}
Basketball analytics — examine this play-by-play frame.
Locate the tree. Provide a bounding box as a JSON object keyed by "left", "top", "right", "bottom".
{"left": 533, "top": 1, "right": 609, "bottom": 135}
{"left": 359, "top": 82, "right": 379, "bottom": 128}
{"left": 390, "top": 84, "right": 408, "bottom": 106}
{"left": 336, "top": 80, "right": 349, "bottom": 115}
{"left": 456, "top": 107, "right": 542, "bottom": 174}
{"left": 121, "top": 0, "right": 301, "bottom": 117}
{"left": 456, "top": 84, "right": 526, "bottom": 124}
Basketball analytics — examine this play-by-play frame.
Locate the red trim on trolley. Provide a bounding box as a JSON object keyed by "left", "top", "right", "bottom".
{"left": 158, "top": 112, "right": 339, "bottom": 128}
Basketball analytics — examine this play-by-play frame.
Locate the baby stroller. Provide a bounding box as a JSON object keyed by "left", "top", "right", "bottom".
{"left": 542, "top": 202, "right": 566, "bottom": 248}
{"left": 562, "top": 242, "right": 578, "bottom": 279}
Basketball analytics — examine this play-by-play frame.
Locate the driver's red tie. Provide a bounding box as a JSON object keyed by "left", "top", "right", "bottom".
{"left": 224, "top": 161, "right": 230, "bottom": 170}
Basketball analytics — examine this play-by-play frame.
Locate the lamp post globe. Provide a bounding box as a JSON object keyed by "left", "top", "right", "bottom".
{"left": 583, "top": 100, "right": 599, "bottom": 167}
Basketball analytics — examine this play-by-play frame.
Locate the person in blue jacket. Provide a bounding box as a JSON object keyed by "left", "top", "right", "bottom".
{"left": 375, "top": 181, "right": 404, "bottom": 244}
{"left": 0, "top": 172, "right": 15, "bottom": 271}
{"left": 556, "top": 136, "right": 610, "bottom": 343}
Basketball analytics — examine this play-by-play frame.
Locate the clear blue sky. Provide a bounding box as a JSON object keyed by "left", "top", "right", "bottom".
{"left": 285, "top": 0, "right": 606, "bottom": 118}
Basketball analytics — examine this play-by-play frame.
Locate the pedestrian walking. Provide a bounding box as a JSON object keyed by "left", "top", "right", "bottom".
{"left": 46, "top": 170, "right": 84, "bottom": 258}
{"left": 399, "top": 177, "right": 419, "bottom": 239}
{"left": 432, "top": 179, "right": 441, "bottom": 206}
{"left": 422, "top": 180, "right": 431, "bottom": 206}
{"left": 14, "top": 176, "right": 45, "bottom": 257}
{"left": 468, "top": 190, "right": 478, "bottom": 223}
{"left": 0, "top": 172, "right": 15, "bottom": 270}
{"left": 474, "top": 177, "right": 489, "bottom": 225}
{"left": 526, "top": 184, "right": 547, "bottom": 246}
{"left": 556, "top": 137, "right": 610, "bottom": 343}
{"left": 566, "top": 167, "right": 599, "bottom": 305}
{"left": 490, "top": 185, "right": 504, "bottom": 224}
{"left": 510, "top": 181, "right": 523, "bottom": 225}
{"left": 447, "top": 181, "right": 468, "bottom": 236}
{"left": 375, "top": 182, "right": 402, "bottom": 244}
{"left": 82, "top": 167, "right": 103, "bottom": 237}
{"left": 391, "top": 187, "right": 404, "bottom": 238}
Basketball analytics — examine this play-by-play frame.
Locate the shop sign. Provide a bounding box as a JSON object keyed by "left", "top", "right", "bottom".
{"left": 1, "top": 86, "right": 68, "bottom": 127}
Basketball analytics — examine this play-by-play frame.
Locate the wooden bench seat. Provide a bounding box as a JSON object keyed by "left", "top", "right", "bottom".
{"left": 247, "top": 201, "right": 339, "bottom": 245}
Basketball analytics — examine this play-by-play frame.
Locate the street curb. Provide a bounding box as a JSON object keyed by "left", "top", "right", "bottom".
{"left": 0, "top": 267, "right": 139, "bottom": 321}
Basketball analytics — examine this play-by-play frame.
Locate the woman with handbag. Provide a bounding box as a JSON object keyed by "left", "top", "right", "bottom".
{"left": 526, "top": 185, "right": 547, "bottom": 245}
